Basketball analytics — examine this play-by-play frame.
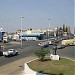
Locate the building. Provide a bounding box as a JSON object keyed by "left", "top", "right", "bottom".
{"left": 17, "top": 29, "right": 47, "bottom": 40}
{"left": 0, "top": 32, "right": 5, "bottom": 42}
{"left": 16, "top": 28, "right": 57, "bottom": 41}
{"left": 21, "top": 33, "right": 45, "bottom": 40}
{"left": 3, "top": 33, "right": 9, "bottom": 43}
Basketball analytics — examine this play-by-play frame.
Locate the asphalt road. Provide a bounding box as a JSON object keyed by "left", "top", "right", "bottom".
{"left": 49, "top": 46, "right": 75, "bottom": 60}
{"left": 57, "top": 46, "right": 75, "bottom": 59}
{"left": 0, "top": 41, "right": 40, "bottom": 67}
{"left": 0, "top": 41, "right": 75, "bottom": 67}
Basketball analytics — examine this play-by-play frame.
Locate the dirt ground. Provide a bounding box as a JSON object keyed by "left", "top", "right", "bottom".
{"left": 0, "top": 56, "right": 36, "bottom": 75}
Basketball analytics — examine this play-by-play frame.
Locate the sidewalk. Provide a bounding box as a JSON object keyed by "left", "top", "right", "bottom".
{"left": 13, "top": 71, "right": 25, "bottom": 75}
{"left": 0, "top": 56, "right": 36, "bottom": 75}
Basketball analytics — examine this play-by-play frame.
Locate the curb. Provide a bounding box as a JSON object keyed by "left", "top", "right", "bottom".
{"left": 60, "top": 56, "right": 75, "bottom": 61}
{"left": 23, "top": 56, "right": 75, "bottom": 75}
{"left": 24, "top": 58, "right": 48, "bottom": 75}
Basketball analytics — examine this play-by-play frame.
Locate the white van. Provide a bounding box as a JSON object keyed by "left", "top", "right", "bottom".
{"left": 61, "top": 39, "right": 75, "bottom": 46}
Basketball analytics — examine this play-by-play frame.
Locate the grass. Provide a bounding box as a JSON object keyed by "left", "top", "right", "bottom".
{"left": 28, "top": 58, "right": 75, "bottom": 75}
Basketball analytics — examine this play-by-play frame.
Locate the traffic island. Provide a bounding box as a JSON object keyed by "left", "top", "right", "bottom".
{"left": 24, "top": 63, "right": 47, "bottom": 75}
{"left": 24, "top": 57, "right": 75, "bottom": 75}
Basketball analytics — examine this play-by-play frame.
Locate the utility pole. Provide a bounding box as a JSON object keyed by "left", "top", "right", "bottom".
{"left": 20, "top": 16, "right": 24, "bottom": 49}
{"left": 48, "top": 19, "right": 51, "bottom": 39}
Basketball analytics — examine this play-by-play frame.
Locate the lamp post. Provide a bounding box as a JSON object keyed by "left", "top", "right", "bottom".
{"left": 48, "top": 19, "right": 50, "bottom": 29}
{"left": 48, "top": 19, "right": 51, "bottom": 39}
{"left": 20, "top": 16, "right": 24, "bottom": 49}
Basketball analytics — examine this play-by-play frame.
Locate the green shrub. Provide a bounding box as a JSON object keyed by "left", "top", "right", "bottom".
{"left": 34, "top": 49, "right": 49, "bottom": 61}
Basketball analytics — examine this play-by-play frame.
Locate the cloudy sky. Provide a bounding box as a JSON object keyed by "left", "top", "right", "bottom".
{"left": 0, "top": 0, "right": 74, "bottom": 33}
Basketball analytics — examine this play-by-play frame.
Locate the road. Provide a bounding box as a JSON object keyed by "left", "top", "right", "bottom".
{"left": 0, "top": 41, "right": 75, "bottom": 67}
{"left": 57, "top": 46, "right": 75, "bottom": 59}
{"left": 0, "top": 41, "right": 40, "bottom": 67}
{"left": 0, "top": 41, "right": 75, "bottom": 75}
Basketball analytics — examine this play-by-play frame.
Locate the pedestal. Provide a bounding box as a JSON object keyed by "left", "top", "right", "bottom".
{"left": 50, "top": 54, "right": 59, "bottom": 60}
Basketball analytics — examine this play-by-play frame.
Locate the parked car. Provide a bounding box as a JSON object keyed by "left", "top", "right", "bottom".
{"left": 38, "top": 42, "right": 42, "bottom": 46}
{"left": 57, "top": 45, "right": 65, "bottom": 49}
{"left": 48, "top": 40, "right": 54, "bottom": 45}
{"left": 3, "top": 49, "right": 18, "bottom": 57}
{"left": 54, "top": 39, "right": 59, "bottom": 43}
{"left": 40, "top": 42, "right": 49, "bottom": 48}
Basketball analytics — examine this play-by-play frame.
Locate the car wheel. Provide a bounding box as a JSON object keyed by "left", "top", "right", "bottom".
{"left": 16, "top": 52, "right": 18, "bottom": 55}
{"left": 5, "top": 55, "right": 7, "bottom": 57}
{"left": 9, "top": 54, "right": 12, "bottom": 57}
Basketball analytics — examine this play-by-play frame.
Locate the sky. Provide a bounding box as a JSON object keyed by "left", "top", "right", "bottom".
{"left": 0, "top": 0, "right": 74, "bottom": 33}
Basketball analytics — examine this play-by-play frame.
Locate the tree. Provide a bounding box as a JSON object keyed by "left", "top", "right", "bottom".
{"left": 30, "top": 28, "right": 32, "bottom": 31}
{"left": 34, "top": 49, "right": 49, "bottom": 61}
{"left": 63, "top": 24, "right": 66, "bottom": 32}
{"left": 58, "top": 27, "right": 63, "bottom": 36}
{"left": 59, "top": 27, "right": 63, "bottom": 31}
{"left": 56, "top": 27, "right": 59, "bottom": 37}
{"left": 65, "top": 26, "right": 68, "bottom": 32}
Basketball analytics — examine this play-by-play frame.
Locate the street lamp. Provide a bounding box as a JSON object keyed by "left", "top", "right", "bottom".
{"left": 48, "top": 19, "right": 51, "bottom": 29}
{"left": 20, "top": 16, "right": 24, "bottom": 49}
{"left": 48, "top": 19, "right": 51, "bottom": 39}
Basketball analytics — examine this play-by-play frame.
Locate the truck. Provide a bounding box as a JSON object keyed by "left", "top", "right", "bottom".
{"left": 3, "top": 36, "right": 9, "bottom": 43}
{"left": 61, "top": 39, "right": 75, "bottom": 46}
{"left": 13, "top": 34, "right": 20, "bottom": 41}
{"left": 3, "top": 49, "right": 18, "bottom": 57}
{"left": 3, "top": 33, "right": 9, "bottom": 43}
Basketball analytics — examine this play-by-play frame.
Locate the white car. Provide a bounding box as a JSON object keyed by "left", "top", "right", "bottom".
{"left": 3, "top": 49, "right": 18, "bottom": 57}
{"left": 40, "top": 42, "right": 49, "bottom": 48}
{"left": 38, "top": 42, "right": 42, "bottom": 46}
{"left": 48, "top": 40, "right": 54, "bottom": 45}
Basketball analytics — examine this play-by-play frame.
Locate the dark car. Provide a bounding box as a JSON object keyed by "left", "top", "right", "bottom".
{"left": 40, "top": 42, "right": 49, "bottom": 48}
{"left": 57, "top": 45, "right": 65, "bottom": 49}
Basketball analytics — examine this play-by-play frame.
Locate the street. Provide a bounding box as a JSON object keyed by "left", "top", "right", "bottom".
{"left": 0, "top": 41, "right": 75, "bottom": 75}
{"left": 0, "top": 41, "right": 75, "bottom": 67}
{"left": 0, "top": 41, "right": 40, "bottom": 67}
